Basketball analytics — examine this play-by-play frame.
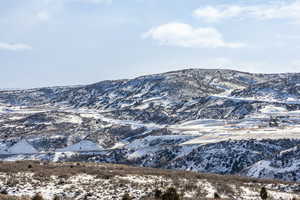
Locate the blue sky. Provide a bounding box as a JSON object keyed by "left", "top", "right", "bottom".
{"left": 1, "top": 0, "right": 300, "bottom": 88}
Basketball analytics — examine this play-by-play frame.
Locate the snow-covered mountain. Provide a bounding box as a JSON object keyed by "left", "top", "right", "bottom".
{"left": 1, "top": 68, "right": 300, "bottom": 182}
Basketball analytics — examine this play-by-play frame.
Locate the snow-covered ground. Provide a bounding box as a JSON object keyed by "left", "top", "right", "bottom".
{"left": 5, "top": 140, "right": 38, "bottom": 155}
{"left": 0, "top": 162, "right": 299, "bottom": 200}
{"left": 76, "top": 107, "right": 165, "bottom": 130}
{"left": 168, "top": 104, "right": 300, "bottom": 145}
{"left": 56, "top": 140, "right": 103, "bottom": 152}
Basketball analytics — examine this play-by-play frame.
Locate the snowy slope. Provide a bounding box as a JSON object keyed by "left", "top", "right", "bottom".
{"left": 0, "top": 161, "right": 299, "bottom": 200}
{"left": 56, "top": 140, "right": 103, "bottom": 152}
{"left": 6, "top": 140, "right": 38, "bottom": 154}
{"left": 0, "top": 68, "right": 300, "bottom": 183}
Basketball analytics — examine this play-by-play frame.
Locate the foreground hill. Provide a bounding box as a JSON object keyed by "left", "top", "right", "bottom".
{"left": 1, "top": 68, "right": 300, "bottom": 182}
{"left": 0, "top": 161, "right": 299, "bottom": 200}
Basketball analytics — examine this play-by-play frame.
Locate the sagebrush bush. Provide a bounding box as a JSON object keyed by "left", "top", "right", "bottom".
{"left": 32, "top": 193, "right": 44, "bottom": 200}
{"left": 0, "top": 194, "right": 31, "bottom": 200}
{"left": 161, "top": 187, "right": 180, "bottom": 200}
{"left": 0, "top": 189, "right": 8, "bottom": 195}
{"left": 53, "top": 195, "right": 60, "bottom": 200}
{"left": 121, "top": 192, "right": 132, "bottom": 200}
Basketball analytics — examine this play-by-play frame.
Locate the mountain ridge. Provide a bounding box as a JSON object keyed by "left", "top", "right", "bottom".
{"left": 1, "top": 68, "right": 300, "bottom": 183}
{"left": 3, "top": 68, "right": 300, "bottom": 92}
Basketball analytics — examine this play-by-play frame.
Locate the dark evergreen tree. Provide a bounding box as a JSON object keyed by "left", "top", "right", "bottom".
{"left": 260, "top": 187, "right": 268, "bottom": 200}
{"left": 154, "top": 188, "right": 162, "bottom": 199}
{"left": 214, "top": 192, "right": 221, "bottom": 199}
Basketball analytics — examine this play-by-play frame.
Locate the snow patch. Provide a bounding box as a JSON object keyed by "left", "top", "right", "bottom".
{"left": 56, "top": 140, "right": 103, "bottom": 152}
{"left": 6, "top": 140, "right": 38, "bottom": 154}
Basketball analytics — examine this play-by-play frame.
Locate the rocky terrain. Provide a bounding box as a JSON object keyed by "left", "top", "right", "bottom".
{"left": 1, "top": 68, "right": 300, "bottom": 183}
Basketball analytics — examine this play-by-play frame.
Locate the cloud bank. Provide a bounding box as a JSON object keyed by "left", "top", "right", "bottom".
{"left": 194, "top": 1, "right": 300, "bottom": 23}
{"left": 0, "top": 43, "right": 33, "bottom": 51}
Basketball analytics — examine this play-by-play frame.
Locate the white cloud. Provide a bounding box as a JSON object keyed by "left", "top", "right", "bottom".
{"left": 193, "top": 6, "right": 244, "bottom": 22}
{"left": 194, "top": 1, "right": 300, "bottom": 23}
{"left": 143, "top": 22, "right": 245, "bottom": 48}
{"left": 0, "top": 43, "right": 33, "bottom": 51}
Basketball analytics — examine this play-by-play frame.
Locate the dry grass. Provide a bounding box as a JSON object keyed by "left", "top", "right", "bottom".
{"left": 0, "top": 194, "right": 31, "bottom": 200}
{"left": 0, "top": 161, "right": 295, "bottom": 200}
{"left": 0, "top": 160, "right": 295, "bottom": 186}
{"left": 0, "top": 161, "right": 298, "bottom": 200}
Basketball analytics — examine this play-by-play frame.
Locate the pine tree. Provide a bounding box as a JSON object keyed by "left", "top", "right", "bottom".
{"left": 260, "top": 187, "right": 268, "bottom": 200}
{"left": 214, "top": 192, "right": 221, "bottom": 199}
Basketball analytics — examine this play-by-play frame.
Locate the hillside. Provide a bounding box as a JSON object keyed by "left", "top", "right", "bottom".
{"left": 0, "top": 161, "right": 299, "bottom": 200}
{"left": 1, "top": 69, "right": 300, "bottom": 182}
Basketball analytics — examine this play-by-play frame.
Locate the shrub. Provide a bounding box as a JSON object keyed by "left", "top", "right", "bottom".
{"left": 122, "top": 192, "right": 132, "bottom": 200}
{"left": 214, "top": 192, "right": 221, "bottom": 199}
{"left": 32, "top": 193, "right": 44, "bottom": 200}
{"left": 154, "top": 189, "right": 162, "bottom": 199}
{"left": 0, "top": 194, "right": 31, "bottom": 200}
{"left": 0, "top": 189, "right": 8, "bottom": 195}
{"left": 161, "top": 187, "right": 180, "bottom": 200}
{"left": 6, "top": 175, "right": 19, "bottom": 187}
{"left": 260, "top": 187, "right": 268, "bottom": 200}
{"left": 53, "top": 195, "right": 60, "bottom": 200}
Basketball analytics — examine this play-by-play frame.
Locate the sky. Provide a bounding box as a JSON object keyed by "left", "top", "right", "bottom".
{"left": 1, "top": 0, "right": 300, "bottom": 88}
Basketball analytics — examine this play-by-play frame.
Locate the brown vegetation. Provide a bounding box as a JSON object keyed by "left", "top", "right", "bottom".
{"left": 0, "top": 194, "right": 31, "bottom": 200}
{"left": 0, "top": 160, "right": 294, "bottom": 186}
{"left": 0, "top": 161, "right": 298, "bottom": 200}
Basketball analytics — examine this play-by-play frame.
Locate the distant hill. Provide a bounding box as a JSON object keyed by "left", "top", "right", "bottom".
{"left": 1, "top": 68, "right": 300, "bottom": 182}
